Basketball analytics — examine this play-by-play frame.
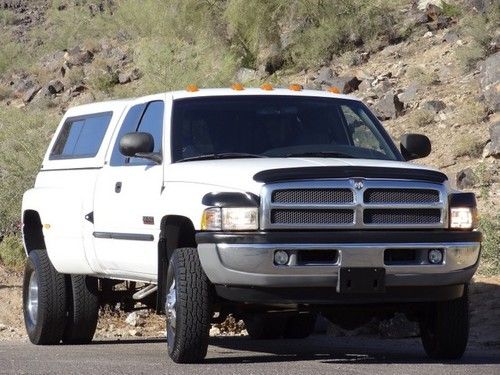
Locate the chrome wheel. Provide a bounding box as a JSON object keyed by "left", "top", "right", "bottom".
{"left": 166, "top": 280, "right": 177, "bottom": 345}
{"left": 27, "top": 271, "right": 39, "bottom": 326}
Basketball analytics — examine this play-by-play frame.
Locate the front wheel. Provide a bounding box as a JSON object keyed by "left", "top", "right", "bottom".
{"left": 165, "top": 247, "right": 212, "bottom": 363}
{"left": 420, "top": 285, "right": 469, "bottom": 360}
{"left": 23, "top": 249, "right": 67, "bottom": 345}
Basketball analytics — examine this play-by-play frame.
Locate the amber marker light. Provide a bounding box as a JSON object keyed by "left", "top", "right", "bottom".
{"left": 231, "top": 83, "right": 245, "bottom": 91}
{"left": 186, "top": 84, "right": 199, "bottom": 92}
{"left": 260, "top": 83, "right": 273, "bottom": 91}
{"left": 289, "top": 84, "right": 303, "bottom": 91}
{"left": 327, "top": 86, "right": 341, "bottom": 94}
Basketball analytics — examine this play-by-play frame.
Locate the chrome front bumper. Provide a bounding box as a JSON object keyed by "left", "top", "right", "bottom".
{"left": 198, "top": 241, "right": 480, "bottom": 288}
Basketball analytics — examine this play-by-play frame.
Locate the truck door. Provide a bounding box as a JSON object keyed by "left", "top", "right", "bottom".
{"left": 92, "top": 97, "right": 167, "bottom": 280}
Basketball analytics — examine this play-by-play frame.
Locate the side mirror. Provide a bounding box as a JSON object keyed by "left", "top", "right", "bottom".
{"left": 119, "top": 132, "right": 162, "bottom": 164}
{"left": 400, "top": 133, "right": 431, "bottom": 161}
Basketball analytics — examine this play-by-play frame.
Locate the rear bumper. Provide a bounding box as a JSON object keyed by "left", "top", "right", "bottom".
{"left": 196, "top": 230, "right": 480, "bottom": 303}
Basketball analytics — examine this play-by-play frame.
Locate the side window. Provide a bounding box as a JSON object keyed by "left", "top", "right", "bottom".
{"left": 50, "top": 112, "right": 112, "bottom": 159}
{"left": 109, "top": 103, "right": 146, "bottom": 166}
{"left": 110, "top": 101, "right": 164, "bottom": 166}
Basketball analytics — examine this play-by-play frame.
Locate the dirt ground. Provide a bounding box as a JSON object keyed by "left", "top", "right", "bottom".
{"left": 1, "top": 264, "right": 499, "bottom": 348}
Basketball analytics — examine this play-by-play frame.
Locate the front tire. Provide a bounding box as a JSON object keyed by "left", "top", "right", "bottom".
{"left": 166, "top": 247, "right": 212, "bottom": 363}
{"left": 420, "top": 285, "right": 469, "bottom": 360}
{"left": 23, "top": 249, "right": 67, "bottom": 345}
{"left": 62, "top": 275, "right": 99, "bottom": 344}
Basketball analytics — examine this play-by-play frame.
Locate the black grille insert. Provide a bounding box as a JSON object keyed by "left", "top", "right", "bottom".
{"left": 297, "top": 250, "right": 339, "bottom": 265}
{"left": 271, "top": 209, "right": 354, "bottom": 225}
{"left": 272, "top": 189, "right": 353, "bottom": 204}
{"left": 364, "top": 209, "right": 441, "bottom": 225}
{"left": 364, "top": 189, "right": 439, "bottom": 204}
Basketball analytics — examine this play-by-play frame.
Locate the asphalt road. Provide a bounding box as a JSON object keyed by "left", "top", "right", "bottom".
{"left": 1, "top": 335, "right": 499, "bottom": 375}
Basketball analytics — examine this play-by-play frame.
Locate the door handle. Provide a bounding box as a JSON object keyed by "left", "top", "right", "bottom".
{"left": 115, "top": 181, "right": 122, "bottom": 193}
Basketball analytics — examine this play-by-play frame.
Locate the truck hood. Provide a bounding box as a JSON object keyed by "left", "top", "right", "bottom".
{"left": 164, "top": 158, "right": 443, "bottom": 194}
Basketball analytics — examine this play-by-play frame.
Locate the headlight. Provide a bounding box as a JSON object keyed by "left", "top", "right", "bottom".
{"left": 450, "top": 207, "right": 477, "bottom": 229}
{"left": 201, "top": 207, "right": 259, "bottom": 231}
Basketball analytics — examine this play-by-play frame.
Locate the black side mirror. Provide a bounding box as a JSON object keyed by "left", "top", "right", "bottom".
{"left": 119, "top": 132, "right": 162, "bottom": 164}
{"left": 400, "top": 133, "right": 431, "bottom": 160}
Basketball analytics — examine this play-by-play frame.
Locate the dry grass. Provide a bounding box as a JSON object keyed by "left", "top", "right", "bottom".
{"left": 453, "top": 134, "right": 485, "bottom": 158}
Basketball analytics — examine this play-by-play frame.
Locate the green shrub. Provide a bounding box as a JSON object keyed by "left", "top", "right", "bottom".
{"left": 440, "top": 1, "right": 462, "bottom": 18}
{"left": 0, "top": 107, "right": 57, "bottom": 238}
{"left": 478, "top": 214, "right": 500, "bottom": 276}
{"left": 453, "top": 134, "right": 485, "bottom": 158}
{"left": 0, "top": 235, "right": 25, "bottom": 270}
{"left": 411, "top": 110, "right": 435, "bottom": 127}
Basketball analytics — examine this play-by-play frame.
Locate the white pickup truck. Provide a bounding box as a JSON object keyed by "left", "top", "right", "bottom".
{"left": 21, "top": 86, "right": 481, "bottom": 363}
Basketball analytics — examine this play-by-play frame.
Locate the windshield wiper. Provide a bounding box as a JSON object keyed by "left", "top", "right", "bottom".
{"left": 286, "top": 151, "right": 355, "bottom": 158}
{"left": 177, "top": 152, "right": 268, "bottom": 163}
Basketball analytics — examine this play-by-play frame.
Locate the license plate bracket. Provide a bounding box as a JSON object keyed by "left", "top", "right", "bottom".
{"left": 337, "top": 267, "right": 386, "bottom": 294}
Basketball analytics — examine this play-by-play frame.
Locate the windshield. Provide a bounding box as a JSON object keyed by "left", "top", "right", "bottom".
{"left": 171, "top": 96, "right": 401, "bottom": 162}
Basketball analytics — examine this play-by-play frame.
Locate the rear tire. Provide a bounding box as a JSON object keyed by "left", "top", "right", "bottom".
{"left": 23, "top": 249, "right": 67, "bottom": 345}
{"left": 166, "top": 247, "right": 212, "bottom": 363}
{"left": 284, "top": 313, "right": 317, "bottom": 339}
{"left": 245, "top": 313, "right": 287, "bottom": 339}
{"left": 420, "top": 285, "right": 469, "bottom": 360}
{"left": 62, "top": 275, "right": 99, "bottom": 344}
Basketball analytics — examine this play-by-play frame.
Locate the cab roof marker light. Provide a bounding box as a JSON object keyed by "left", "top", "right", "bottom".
{"left": 186, "top": 84, "right": 199, "bottom": 92}
{"left": 288, "top": 84, "right": 303, "bottom": 91}
{"left": 327, "top": 86, "right": 341, "bottom": 94}
{"left": 231, "top": 83, "right": 245, "bottom": 91}
{"left": 260, "top": 83, "right": 273, "bottom": 91}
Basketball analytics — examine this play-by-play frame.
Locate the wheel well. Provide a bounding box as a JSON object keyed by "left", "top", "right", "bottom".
{"left": 22, "top": 210, "right": 46, "bottom": 253}
{"left": 156, "top": 215, "right": 196, "bottom": 313}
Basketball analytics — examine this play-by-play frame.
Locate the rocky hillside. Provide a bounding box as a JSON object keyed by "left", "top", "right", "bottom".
{"left": 0, "top": 0, "right": 499, "bottom": 273}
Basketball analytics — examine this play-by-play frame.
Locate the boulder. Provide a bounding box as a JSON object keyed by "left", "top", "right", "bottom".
{"left": 329, "top": 76, "right": 361, "bottom": 94}
{"left": 478, "top": 52, "right": 500, "bottom": 112}
{"left": 490, "top": 120, "right": 500, "bottom": 157}
{"left": 22, "top": 85, "right": 41, "bottom": 103}
{"left": 372, "top": 92, "right": 404, "bottom": 120}
{"left": 456, "top": 168, "right": 476, "bottom": 189}
{"left": 64, "top": 46, "right": 94, "bottom": 66}
{"left": 316, "top": 66, "right": 334, "bottom": 85}
{"left": 235, "top": 68, "right": 258, "bottom": 83}
{"left": 398, "top": 83, "right": 420, "bottom": 104}
{"left": 421, "top": 100, "right": 446, "bottom": 113}
{"left": 47, "top": 80, "right": 64, "bottom": 94}
{"left": 417, "top": 0, "right": 442, "bottom": 11}
{"left": 443, "top": 31, "right": 460, "bottom": 44}
{"left": 118, "top": 68, "right": 141, "bottom": 84}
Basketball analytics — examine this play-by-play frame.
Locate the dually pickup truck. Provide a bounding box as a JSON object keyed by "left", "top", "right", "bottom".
{"left": 21, "top": 85, "right": 481, "bottom": 363}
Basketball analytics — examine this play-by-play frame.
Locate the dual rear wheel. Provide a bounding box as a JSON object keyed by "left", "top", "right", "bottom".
{"left": 23, "top": 250, "right": 99, "bottom": 345}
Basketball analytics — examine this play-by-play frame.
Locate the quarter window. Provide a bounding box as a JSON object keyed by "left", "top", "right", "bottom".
{"left": 50, "top": 112, "right": 112, "bottom": 159}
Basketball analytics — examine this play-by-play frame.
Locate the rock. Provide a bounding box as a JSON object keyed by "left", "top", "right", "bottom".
{"left": 490, "top": 120, "right": 500, "bottom": 157}
{"left": 421, "top": 100, "right": 446, "bottom": 113}
{"left": 125, "top": 312, "right": 140, "bottom": 327}
{"left": 22, "top": 85, "right": 41, "bottom": 103}
{"left": 47, "top": 80, "right": 64, "bottom": 94}
{"left": 443, "top": 31, "right": 460, "bottom": 44}
{"left": 235, "top": 68, "right": 258, "bottom": 83}
{"left": 478, "top": 52, "right": 500, "bottom": 112}
{"left": 423, "top": 31, "right": 433, "bottom": 38}
{"left": 372, "top": 92, "right": 404, "bottom": 120}
{"left": 128, "top": 329, "right": 142, "bottom": 337}
{"left": 398, "top": 83, "right": 420, "bottom": 104}
{"left": 417, "top": 0, "right": 442, "bottom": 11}
{"left": 257, "top": 42, "right": 284, "bottom": 75}
{"left": 456, "top": 168, "right": 476, "bottom": 189}
{"left": 209, "top": 326, "right": 221, "bottom": 337}
{"left": 118, "top": 68, "right": 141, "bottom": 84}
{"left": 39, "top": 51, "right": 66, "bottom": 73}
{"left": 358, "top": 80, "right": 372, "bottom": 93}
{"left": 316, "top": 66, "right": 334, "bottom": 84}
{"left": 329, "top": 76, "right": 361, "bottom": 94}
{"left": 64, "top": 46, "right": 94, "bottom": 66}
{"left": 0, "top": 324, "right": 6, "bottom": 331}
{"left": 379, "top": 313, "right": 419, "bottom": 339}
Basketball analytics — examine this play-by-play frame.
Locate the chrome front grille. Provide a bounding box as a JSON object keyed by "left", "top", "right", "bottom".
{"left": 261, "top": 179, "right": 447, "bottom": 229}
